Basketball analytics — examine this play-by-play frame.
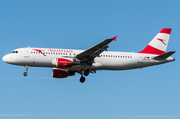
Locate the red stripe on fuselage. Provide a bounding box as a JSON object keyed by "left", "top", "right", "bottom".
{"left": 33, "top": 49, "right": 46, "bottom": 56}
{"left": 159, "top": 28, "right": 171, "bottom": 34}
{"left": 138, "top": 45, "right": 165, "bottom": 55}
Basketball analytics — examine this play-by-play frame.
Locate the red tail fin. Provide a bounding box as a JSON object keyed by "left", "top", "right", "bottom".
{"left": 139, "top": 28, "right": 171, "bottom": 55}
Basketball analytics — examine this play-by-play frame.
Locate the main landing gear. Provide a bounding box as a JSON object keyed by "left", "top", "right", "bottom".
{"left": 79, "top": 69, "right": 89, "bottom": 83}
{"left": 80, "top": 76, "right": 85, "bottom": 83}
{"left": 84, "top": 69, "right": 89, "bottom": 76}
{"left": 23, "top": 65, "right": 28, "bottom": 76}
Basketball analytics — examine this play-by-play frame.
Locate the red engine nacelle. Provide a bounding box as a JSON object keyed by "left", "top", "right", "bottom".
{"left": 57, "top": 58, "right": 73, "bottom": 68}
{"left": 52, "top": 58, "right": 75, "bottom": 68}
{"left": 52, "top": 68, "right": 75, "bottom": 78}
{"left": 52, "top": 57, "right": 80, "bottom": 68}
{"left": 52, "top": 68, "right": 68, "bottom": 78}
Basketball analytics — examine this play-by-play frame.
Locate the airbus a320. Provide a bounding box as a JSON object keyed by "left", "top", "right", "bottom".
{"left": 2, "top": 28, "right": 175, "bottom": 83}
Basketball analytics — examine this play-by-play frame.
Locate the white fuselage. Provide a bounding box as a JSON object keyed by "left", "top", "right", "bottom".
{"left": 2, "top": 47, "right": 175, "bottom": 71}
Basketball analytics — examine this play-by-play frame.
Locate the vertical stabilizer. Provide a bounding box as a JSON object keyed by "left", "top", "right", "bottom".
{"left": 139, "top": 28, "right": 171, "bottom": 55}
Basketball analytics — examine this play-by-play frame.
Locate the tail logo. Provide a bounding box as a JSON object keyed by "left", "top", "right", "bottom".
{"left": 156, "top": 38, "right": 166, "bottom": 45}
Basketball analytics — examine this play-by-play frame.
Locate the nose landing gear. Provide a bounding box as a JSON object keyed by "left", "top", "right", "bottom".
{"left": 23, "top": 65, "right": 28, "bottom": 76}
{"left": 23, "top": 72, "right": 27, "bottom": 76}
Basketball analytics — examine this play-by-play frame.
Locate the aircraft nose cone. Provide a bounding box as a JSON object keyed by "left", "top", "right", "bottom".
{"left": 2, "top": 55, "right": 7, "bottom": 62}
{"left": 2, "top": 54, "right": 18, "bottom": 64}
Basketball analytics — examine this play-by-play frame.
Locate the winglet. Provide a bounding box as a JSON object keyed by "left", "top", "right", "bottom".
{"left": 112, "top": 36, "right": 117, "bottom": 41}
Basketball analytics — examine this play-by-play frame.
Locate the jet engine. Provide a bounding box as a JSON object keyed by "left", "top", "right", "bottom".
{"left": 52, "top": 58, "right": 80, "bottom": 68}
{"left": 52, "top": 68, "right": 75, "bottom": 78}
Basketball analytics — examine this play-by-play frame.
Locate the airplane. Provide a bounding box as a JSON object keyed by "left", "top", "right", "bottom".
{"left": 2, "top": 28, "right": 175, "bottom": 83}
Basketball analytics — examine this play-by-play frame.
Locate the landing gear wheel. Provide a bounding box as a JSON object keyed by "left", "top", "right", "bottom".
{"left": 84, "top": 70, "right": 89, "bottom": 76}
{"left": 24, "top": 65, "right": 28, "bottom": 76}
{"left": 80, "top": 76, "right": 85, "bottom": 83}
{"left": 23, "top": 72, "right": 27, "bottom": 76}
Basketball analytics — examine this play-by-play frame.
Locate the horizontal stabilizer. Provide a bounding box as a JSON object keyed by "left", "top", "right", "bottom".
{"left": 153, "top": 51, "right": 176, "bottom": 60}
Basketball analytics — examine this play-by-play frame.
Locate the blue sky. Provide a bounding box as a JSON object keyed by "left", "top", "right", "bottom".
{"left": 0, "top": 0, "right": 179, "bottom": 119}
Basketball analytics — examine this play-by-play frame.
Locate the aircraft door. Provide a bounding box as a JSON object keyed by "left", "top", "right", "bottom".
{"left": 137, "top": 54, "right": 143, "bottom": 63}
{"left": 24, "top": 47, "right": 29, "bottom": 58}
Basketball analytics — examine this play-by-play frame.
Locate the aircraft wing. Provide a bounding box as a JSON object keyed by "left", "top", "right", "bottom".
{"left": 76, "top": 36, "right": 117, "bottom": 64}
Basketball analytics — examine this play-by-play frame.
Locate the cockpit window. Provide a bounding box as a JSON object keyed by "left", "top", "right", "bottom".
{"left": 11, "top": 51, "right": 18, "bottom": 53}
